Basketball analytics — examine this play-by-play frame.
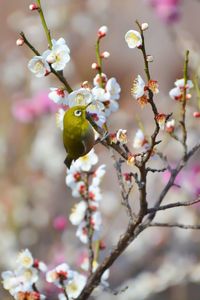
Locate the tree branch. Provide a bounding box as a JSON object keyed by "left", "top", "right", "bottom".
{"left": 149, "top": 222, "right": 200, "bottom": 230}
{"left": 147, "top": 197, "right": 200, "bottom": 214}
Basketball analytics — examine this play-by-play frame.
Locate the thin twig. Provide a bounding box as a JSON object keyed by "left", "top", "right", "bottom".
{"left": 84, "top": 173, "right": 94, "bottom": 277}
{"left": 180, "top": 50, "right": 189, "bottom": 158}
{"left": 147, "top": 197, "right": 200, "bottom": 214}
{"left": 149, "top": 222, "right": 200, "bottom": 230}
{"left": 95, "top": 38, "right": 104, "bottom": 88}
{"left": 112, "top": 154, "right": 134, "bottom": 219}
{"left": 36, "top": 0, "right": 53, "bottom": 48}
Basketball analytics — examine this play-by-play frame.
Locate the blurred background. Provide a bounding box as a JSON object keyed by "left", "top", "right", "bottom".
{"left": 1, "top": 0, "right": 200, "bottom": 299}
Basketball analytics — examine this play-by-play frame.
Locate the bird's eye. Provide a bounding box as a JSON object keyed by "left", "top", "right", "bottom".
{"left": 74, "top": 110, "right": 82, "bottom": 117}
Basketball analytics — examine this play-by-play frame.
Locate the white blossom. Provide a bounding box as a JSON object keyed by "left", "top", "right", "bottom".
{"left": 91, "top": 165, "right": 106, "bottom": 186}
{"left": 93, "top": 73, "right": 107, "bottom": 87}
{"left": 133, "top": 129, "right": 148, "bottom": 149}
{"left": 65, "top": 272, "right": 87, "bottom": 299}
{"left": 66, "top": 164, "right": 82, "bottom": 189}
{"left": 175, "top": 78, "right": 193, "bottom": 89}
{"left": 105, "top": 77, "right": 121, "bottom": 100}
{"left": 68, "top": 88, "right": 93, "bottom": 107}
{"left": 48, "top": 88, "right": 68, "bottom": 105}
{"left": 91, "top": 211, "right": 102, "bottom": 231}
{"left": 76, "top": 221, "right": 88, "bottom": 244}
{"left": 71, "top": 181, "right": 86, "bottom": 198}
{"left": 28, "top": 56, "right": 50, "bottom": 78}
{"left": 56, "top": 108, "right": 66, "bottom": 131}
{"left": 125, "top": 30, "right": 142, "bottom": 48}
{"left": 46, "top": 263, "right": 72, "bottom": 287}
{"left": 69, "top": 201, "right": 87, "bottom": 226}
{"left": 116, "top": 129, "right": 128, "bottom": 144}
{"left": 73, "top": 149, "right": 98, "bottom": 172}
{"left": 16, "top": 249, "right": 34, "bottom": 269}
{"left": 131, "top": 75, "right": 145, "bottom": 99}
{"left": 43, "top": 38, "right": 70, "bottom": 71}
{"left": 92, "top": 87, "right": 106, "bottom": 102}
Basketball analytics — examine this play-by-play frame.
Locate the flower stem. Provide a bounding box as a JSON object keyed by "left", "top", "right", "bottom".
{"left": 36, "top": 0, "right": 53, "bottom": 49}
{"left": 180, "top": 50, "right": 189, "bottom": 158}
{"left": 136, "top": 20, "right": 151, "bottom": 81}
{"left": 95, "top": 38, "right": 104, "bottom": 88}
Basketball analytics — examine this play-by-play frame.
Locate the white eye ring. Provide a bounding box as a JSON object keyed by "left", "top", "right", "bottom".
{"left": 74, "top": 109, "right": 82, "bottom": 117}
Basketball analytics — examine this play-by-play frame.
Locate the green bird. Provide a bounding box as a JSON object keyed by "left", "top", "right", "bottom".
{"left": 63, "top": 105, "right": 95, "bottom": 169}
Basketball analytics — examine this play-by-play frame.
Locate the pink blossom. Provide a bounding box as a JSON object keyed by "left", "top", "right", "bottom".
{"left": 12, "top": 91, "right": 59, "bottom": 123}
{"left": 53, "top": 215, "right": 68, "bottom": 231}
{"left": 147, "top": 0, "right": 181, "bottom": 24}
{"left": 163, "top": 164, "right": 200, "bottom": 196}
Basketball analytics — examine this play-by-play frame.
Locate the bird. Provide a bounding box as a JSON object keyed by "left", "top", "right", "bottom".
{"left": 62, "top": 105, "right": 95, "bottom": 169}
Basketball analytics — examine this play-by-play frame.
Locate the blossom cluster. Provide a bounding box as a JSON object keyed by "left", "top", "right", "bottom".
{"left": 1, "top": 249, "right": 46, "bottom": 300}
{"left": 27, "top": 26, "right": 121, "bottom": 127}
{"left": 28, "top": 38, "right": 70, "bottom": 77}
{"left": 169, "top": 78, "right": 193, "bottom": 101}
{"left": 66, "top": 149, "right": 106, "bottom": 244}
{"left": 54, "top": 75, "right": 121, "bottom": 129}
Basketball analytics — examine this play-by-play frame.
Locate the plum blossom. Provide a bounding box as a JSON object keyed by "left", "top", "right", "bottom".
{"left": 48, "top": 88, "right": 68, "bottom": 105}
{"left": 1, "top": 250, "right": 46, "bottom": 299}
{"left": 147, "top": 0, "right": 181, "bottom": 24}
{"left": 16, "top": 249, "right": 34, "bottom": 269}
{"left": 12, "top": 91, "right": 58, "bottom": 123}
{"left": 91, "top": 165, "right": 106, "bottom": 186}
{"left": 156, "top": 113, "right": 167, "bottom": 130}
{"left": 81, "top": 258, "right": 109, "bottom": 286}
{"left": 98, "top": 25, "right": 108, "bottom": 38}
{"left": 46, "top": 263, "right": 73, "bottom": 287}
{"left": 69, "top": 201, "right": 87, "bottom": 226}
{"left": 169, "top": 78, "right": 193, "bottom": 101}
{"left": 66, "top": 164, "right": 82, "bottom": 189}
{"left": 64, "top": 272, "right": 87, "bottom": 299}
{"left": 88, "top": 185, "right": 102, "bottom": 202}
{"left": 56, "top": 108, "right": 66, "bottom": 130}
{"left": 92, "top": 87, "right": 106, "bottom": 102}
{"left": 76, "top": 221, "right": 88, "bottom": 244}
{"left": 105, "top": 77, "right": 121, "bottom": 100}
{"left": 93, "top": 73, "right": 107, "bottom": 87}
{"left": 43, "top": 38, "right": 70, "bottom": 71}
{"left": 133, "top": 129, "right": 149, "bottom": 149}
{"left": 71, "top": 181, "right": 86, "bottom": 198}
{"left": 73, "top": 149, "right": 98, "bottom": 172}
{"left": 116, "top": 129, "right": 128, "bottom": 144}
{"left": 165, "top": 119, "right": 175, "bottom": 133}
{"left": 131, "top": 75, "right": 146, "bottom": 99}
{"left": 68, "top": 88, "right": 93, "bottom": 106}
{"left": 125, "top": 30, "right": 142, "bottom": 48}
{"left": 53, "top": 215, "right": 68, "bottom": 231}
{"left": 148, "top": 80, "right": 159, "bottom": 94}
{"left": 91, "top": 211, "right": 102, "bottom": 231}
{"left": 28, "top": 55, "right": 50, "bottom": 77}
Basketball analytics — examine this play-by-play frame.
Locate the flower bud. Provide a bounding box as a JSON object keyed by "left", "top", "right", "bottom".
{"left": 101, "top": 51, "right": 110, "bottom": 58}
{"left": 29, "top": 3, "right": 39, "bottom": 11}
{"left": 146, "top": 55, "right": 153, "bottom": 62}
{"left": 141, "top": 23, "right": 149, "bottom": 31}
{"left": 98, "top": 26, "right": 108, "bottom": 38}
{"left": 193, "top": 111, "right": 200, "bottom": 118}
{"left": 99, "top": 240, "right": 106, "bottom": 250}
{"left": 156, "top": 113, "right": 167, "bottom": 130}
{"left": 91, "top": 62, "right": 99, "bottom": 70}
{"left": 16, "top": 37, "right": 24, "bottom": 46}
{"left": 81, "top": 81, "right": 90, "bottom": 89}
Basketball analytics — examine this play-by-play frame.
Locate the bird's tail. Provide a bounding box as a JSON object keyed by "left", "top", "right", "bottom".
{"left": 64, "top": 155, "right": 73, "bottom": 169}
